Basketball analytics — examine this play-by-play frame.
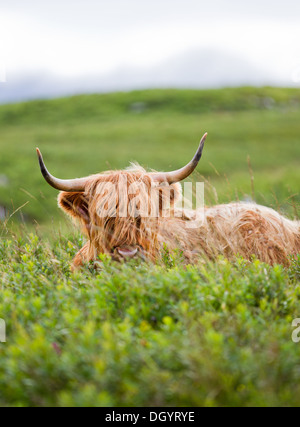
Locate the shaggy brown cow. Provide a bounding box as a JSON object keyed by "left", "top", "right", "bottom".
{"left": 36, "top": 133, "right": 299, "bottom": 270}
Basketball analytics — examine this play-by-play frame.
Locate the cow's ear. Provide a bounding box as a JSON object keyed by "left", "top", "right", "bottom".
{"left": 58, "top": 192, "right": 90, "bottom": 222}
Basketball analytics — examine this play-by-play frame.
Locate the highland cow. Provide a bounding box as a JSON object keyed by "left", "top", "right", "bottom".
{"left": 36, "top": 133, "right": 299, "bottom": 270}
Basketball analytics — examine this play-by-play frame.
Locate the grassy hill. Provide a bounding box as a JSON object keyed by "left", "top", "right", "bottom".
{"left": 0, "top": 88, "right": 299, "bottom": 407}
{"left": 0, "top": 87, "right": 299, "bottom": 230}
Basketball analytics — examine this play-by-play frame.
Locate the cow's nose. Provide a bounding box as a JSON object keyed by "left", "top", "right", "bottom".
{"left": 112, "top": 246, "right": 139, "bottom": 261}
{"left": 117, "top": 246, "right": 138, "bottom": 258}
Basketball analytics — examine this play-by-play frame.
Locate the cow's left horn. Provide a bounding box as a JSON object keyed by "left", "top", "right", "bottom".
{"left": 152, "top": 132, "right": 207, "bottom": 184}
{"left": 36, "top": 148, "right": 88, "bottom": 192}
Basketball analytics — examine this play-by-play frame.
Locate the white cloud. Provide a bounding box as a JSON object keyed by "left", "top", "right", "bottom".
{"left": 0, "top": 0, "right": 299, "bottom": 102}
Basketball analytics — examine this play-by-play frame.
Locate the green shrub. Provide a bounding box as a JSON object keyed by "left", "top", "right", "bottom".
{"left": 0, "top": 233, "right": 300, "bottom": 407}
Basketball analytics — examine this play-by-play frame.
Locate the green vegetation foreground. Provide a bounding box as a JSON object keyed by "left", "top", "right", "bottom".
{"left": 0, "top": 88, "right": 299, "bottom": 406}
{"left": 0, "top": 234, "right": 299, "bottom": 406}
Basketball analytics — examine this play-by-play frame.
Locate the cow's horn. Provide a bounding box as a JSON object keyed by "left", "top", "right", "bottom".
{"left": 36, "top": 148, "right": 88, "bottom": 192}
{"left": 152, "top": 133, "right": 207, "bottom": 184}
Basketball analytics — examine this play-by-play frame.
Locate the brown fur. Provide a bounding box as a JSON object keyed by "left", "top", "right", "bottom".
{"left": 58, "top": 167, "right": 300, "bottom": 270}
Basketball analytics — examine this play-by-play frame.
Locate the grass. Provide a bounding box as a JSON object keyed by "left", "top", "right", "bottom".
{"left": 0, "top": 88, "right": 299, "bottom": 407}
{"left": 0, "top": 87, "right": 299, "bottom": 226}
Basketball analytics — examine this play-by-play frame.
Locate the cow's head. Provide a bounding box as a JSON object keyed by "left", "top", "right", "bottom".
{"left": 36, "top": 133, "right": 207, "bottom": 264}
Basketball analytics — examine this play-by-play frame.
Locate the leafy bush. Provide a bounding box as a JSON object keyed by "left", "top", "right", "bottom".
{"left": 0, "top": 233, "right": 300, "bottom": 407}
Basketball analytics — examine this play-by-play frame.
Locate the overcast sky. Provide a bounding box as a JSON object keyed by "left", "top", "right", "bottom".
{"left": 0, "top": 0, "right": 300, "bottom": 103}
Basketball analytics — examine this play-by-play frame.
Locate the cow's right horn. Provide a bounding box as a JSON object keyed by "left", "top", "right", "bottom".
{"left": 152, "top": 132, "right": 207, "bottom": 184}
{"left": 36, "top": 148, "right": 88, "bottom": 192}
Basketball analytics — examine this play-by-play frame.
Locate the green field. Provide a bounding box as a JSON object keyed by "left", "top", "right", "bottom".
{"left": 0, "top": 87, "right": 299, "bottom": 229}
{"left": 0, "top": 88, "right": 300, "bottom": 407}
